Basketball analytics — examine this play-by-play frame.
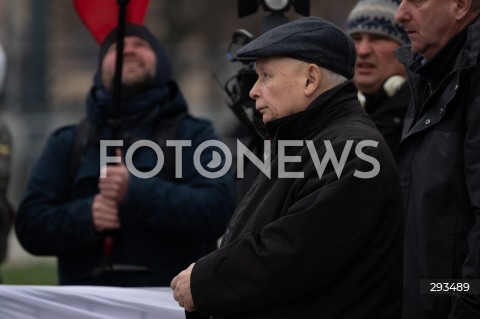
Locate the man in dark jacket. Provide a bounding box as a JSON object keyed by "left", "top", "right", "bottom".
{"left": 347, "top": 0, "right": 410, "bottom": 154}
{"left": 171, "top": 17, "right": 404, "bottom": 319}
{"left": 0, "top": 43, "right": 12, "bottom": 283}
{"left": 14, "top": 24, "right": 235, "bottom": 287}
{"left": 0, "top": 119, "right": 12, "bottom": 284}
{"left": 395, "top": 0, "right": 480, "bottom": 318}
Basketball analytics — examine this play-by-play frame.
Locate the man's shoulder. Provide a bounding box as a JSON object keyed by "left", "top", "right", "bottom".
{"left": 0, "top": 120, "right": 11, "bottom": 144}
{"left": 179, "top": 113, "right": 213, "bottom": 126}
{"left": 51, "top": 124, "right": 77, "bottom": 139}
{"left": 331, "top": 108, "right": 393, "bottom": 153}
{"left": 175, "top": 113, "right": 217, "bottom": 136}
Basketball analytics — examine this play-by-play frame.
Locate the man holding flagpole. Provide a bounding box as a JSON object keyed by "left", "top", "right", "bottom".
{"left": 14, "top": 0, "right": 235, "bottom": 287}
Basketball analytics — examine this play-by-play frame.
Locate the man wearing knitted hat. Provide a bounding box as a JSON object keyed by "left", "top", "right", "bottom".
{"left": 347, "top": 0, "right": 410, "bottom": 154}
{"left": 14, "top": 24, "right": 235, "bottom": 287}
{"left": 172, "top": 16, "right": 403, "bottom": 319}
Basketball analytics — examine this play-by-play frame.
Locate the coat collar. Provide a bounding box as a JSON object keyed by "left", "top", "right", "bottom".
{"left": 260, "top": 81, "right": 360, "bottom": 140}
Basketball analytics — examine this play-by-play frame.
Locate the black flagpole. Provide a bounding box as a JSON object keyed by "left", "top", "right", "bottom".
{"left": 102, "top": 0, "right": 130, "bottom": 270}
{"left": 110, "top": 0, "right": 129, "bottom": 138}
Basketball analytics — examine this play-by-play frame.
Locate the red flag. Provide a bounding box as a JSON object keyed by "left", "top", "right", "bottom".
{"left": 73, "top": 0, "right": 149, "bottom": 44}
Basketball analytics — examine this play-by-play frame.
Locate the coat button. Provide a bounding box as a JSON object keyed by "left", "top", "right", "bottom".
{"left": 425, "top": 119, "right": 431, "bottom": 125}
{"left": 440, "top": 108, "right": 444, "bottom": 114}
{"left": 454, "top": 84, "right": 459, "bottom": 90}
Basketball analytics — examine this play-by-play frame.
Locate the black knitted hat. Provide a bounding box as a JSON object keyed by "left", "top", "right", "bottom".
{"left": 96, "top": 24, "right": 172, "bottom": 89}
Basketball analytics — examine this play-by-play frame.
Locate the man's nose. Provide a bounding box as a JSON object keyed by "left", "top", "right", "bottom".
{"left": 395, "top": 1, "right": 408, "bottom": 23}
{"left": 122, "top": 43, "right": 136, "bottom": 55}
{"left": 356, "top": 39, "right": 372, "bottom": 56}
{"left": 249, "top": 81, "right": 260, "bottom": 100}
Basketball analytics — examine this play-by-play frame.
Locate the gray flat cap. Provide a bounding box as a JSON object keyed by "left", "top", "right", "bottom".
{"left": 237, "top": 16, "right": 356, "bottom": 79}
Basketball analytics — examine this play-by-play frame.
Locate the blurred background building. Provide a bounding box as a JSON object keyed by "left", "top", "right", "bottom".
{"left": 0, "top": 0, "right": 355, "bottom": 278}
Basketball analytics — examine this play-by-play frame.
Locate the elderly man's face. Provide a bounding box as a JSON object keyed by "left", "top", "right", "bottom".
{"left": 101, "top": 36, "right": 156, "bottom": 93}
{"left": 395, "top": 0, "right": 460, "bottom": 60}
{"left": 352, "top": 33, "right": 404, "bottom": 95}
{"left": 250, "top": 57, "right": 309, "bottom": 124}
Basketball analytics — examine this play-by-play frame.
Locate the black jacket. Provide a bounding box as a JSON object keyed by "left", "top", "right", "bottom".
{"left": 15, "top": 82, "right": 235, "bottom": 287}
{"left": 190, "top": 82, "right": 404, "bottom": 319}
{"left": 396, "top": 17, "right": 480, "bottom": 319}
{"left": 0, "top": 120, "right": 12, "bottom": 265}
{"left": 363, "top": 81, "right": 410, "bottom": 154}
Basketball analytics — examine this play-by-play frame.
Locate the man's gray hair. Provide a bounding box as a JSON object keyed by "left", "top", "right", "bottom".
{"left": 319, "top": 67, "right": 348, "bottom": 87}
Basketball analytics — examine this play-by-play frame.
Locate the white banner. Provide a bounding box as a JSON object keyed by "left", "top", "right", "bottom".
{"left": 0, "top": 285, "right": 184, "bottom": 319}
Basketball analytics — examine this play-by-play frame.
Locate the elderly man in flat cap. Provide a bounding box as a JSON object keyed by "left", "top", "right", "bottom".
{"left": 172, "top": 16, "right": 403, "bottom": 319}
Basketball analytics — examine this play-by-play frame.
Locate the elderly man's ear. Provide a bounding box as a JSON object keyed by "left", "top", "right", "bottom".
{"left": 304, "top": 64, "right": 324, "bottom": 96}
{"left": 454, "top": 0, "right": 473, "bottom": 21}
{"left": 304, "top": 64, "right": 319, "bottom": 95}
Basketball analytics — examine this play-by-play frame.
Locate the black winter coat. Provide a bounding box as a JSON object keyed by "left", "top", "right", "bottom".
{"left": 363, "top": 81, "right": 410, "bottom": 154}
{"left": 190, "top": 83, "right": 404, "bottom": 319}
{"left": 0, "top": 120, "right": 12, "bottom": 266}
{"left": 15, "top": 82, "right": 235, "bottom": 287}
{"left": 396, "top": 17, "right": 480, "bottom": 319}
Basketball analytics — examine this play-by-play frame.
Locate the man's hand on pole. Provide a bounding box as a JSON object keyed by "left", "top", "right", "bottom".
{"left": 92, "top": 149, "right": 129, "bottom": 232}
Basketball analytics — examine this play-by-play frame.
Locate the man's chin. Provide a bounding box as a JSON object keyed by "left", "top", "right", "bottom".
{"left": 354, "top": 80, "right": 379, "bottom": 95}
{"left": 121, "top": 77, "right": 154, "bottom": 95}
{"left": 262, "top": 115, "right": 273, "bottom": 124}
